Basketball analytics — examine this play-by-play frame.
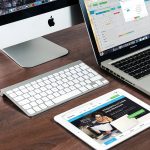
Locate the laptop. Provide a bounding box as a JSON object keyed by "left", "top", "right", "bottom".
{"left": 79, "top": 0, "right": 150, "bottom": 96}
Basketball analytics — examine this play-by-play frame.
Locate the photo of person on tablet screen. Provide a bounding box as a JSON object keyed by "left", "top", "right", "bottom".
{"left": 90, "top": 113, "right": 114, "bottom": 139}
{"left": 92, "top": 113, "right": 113, "bottom": 133}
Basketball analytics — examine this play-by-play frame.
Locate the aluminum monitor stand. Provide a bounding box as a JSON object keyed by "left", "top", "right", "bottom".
{"left": 2, "top": 37, "right": 68, "bottom": 68}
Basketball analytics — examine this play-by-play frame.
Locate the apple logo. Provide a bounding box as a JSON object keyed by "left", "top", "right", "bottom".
{"left": 48, "top": 16, "right": 55, "bottom": 27}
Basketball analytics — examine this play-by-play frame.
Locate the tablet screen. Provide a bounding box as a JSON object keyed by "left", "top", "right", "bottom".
{"left": 59, "top": 89, "right": 150, "bottom": 149}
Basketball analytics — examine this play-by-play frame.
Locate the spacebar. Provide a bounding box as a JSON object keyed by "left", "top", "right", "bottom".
{"left": 52, "top": 89, "right": 81, "bottom": 104}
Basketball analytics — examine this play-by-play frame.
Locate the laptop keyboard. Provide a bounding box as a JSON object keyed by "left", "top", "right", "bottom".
{"left": 112, "top": 49, "right": 150, "bottom": 79}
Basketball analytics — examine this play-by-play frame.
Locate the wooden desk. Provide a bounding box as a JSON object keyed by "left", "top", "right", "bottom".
{"left": 0, "top": 23, "right": 149, "bottom": 150}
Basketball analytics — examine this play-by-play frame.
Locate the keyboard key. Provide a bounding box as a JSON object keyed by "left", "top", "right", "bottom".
{"left": 19, "top": 99, "right": 30, "bottom": 105}
{"left": 42, "top": 77, "right": 48, "bottom": 80}
{"left": 21, "top": 88, "right": 29, "bottom": 93}
{"left": 33, "top": 84, "right": 40, "bottom": 89}
{"left": 69, "top": 86, "right": 76, "bottom": 91}
{"left": 66, "top": 72, "right": 72, "bottom": 76}
{"left": 55, "top": 76, "right": 61, "bottom": 80}
{"left": 75, "top": 84, "right": 81, "bottom": 88}
{"left": 63, "top": 83, "right": 69, "bottom": 88}
{"left": 33, "top": 106, "right": 41, "bottom": 112}
{"left": 29, "top": 97, "right": 36, "bottom": 102}
{"left": 39, "top": 104, "right": 47, "bottom": 109}
{"left": 59, "top": 90, "right": 66, "bottom": 95}
{"left": 38, "top": 82, "right": 45, "bottom": 87}
{"left": 44, "top": 80, "right": 51, "bottom": 84}
{"left": 29, "top": 91, "right": 36, "bottom": 96}
{"left": 67, "top": 76, "right": 73, "bottom": 80}
{"left": 9, "top": 93, "right": 17, "bottom": 98}
{"left": 23, "top": 93, "right": 31, "bottom": 98}
{"left": 37, "top": 79, "right": 42, "bottom": 83}
{"left": 42, "top": 97, "right": 49, "bottom": 102}
{"left": 73, "top": 79, "right": 79, "bottom": 83}
{"left": 86, "top": 85, "right": 93, "bottom": 90}
{"left": 78, "top": 77, "right": 84, "bottom": 81}
{"left": 25, "top": 83, "right": 31, "bottom": 87}
{"left": 53, "top": 92, "right": 60, "bottom": 97}
{"left": 6, "top": 90, "right": 13, "bottom": 94}
{"left": 102, "top": 80, "right": 109, "bottom": 84}
{"left": 96, "top": 80, "right": 103, "bottom": 86}
{"left": 40, "top": 92, "right": 47, "bottom": 97}
{"left": 14, "top": 96, "right": 24, "bottom": 102}
{"left": 90, "top": 75, "right": 102, "bottom": 81}
{"left": 34, "top": 94, "right": 41, "bottom": 99}
{"left": 83, "top": 75, "right": 89, "bottom": 79}
{"left": 64, "top": 88, "right": 71, "bottom": 93}
{"left": 22, "top": 104, "right": 31, "bottom": 110}
{"left": 36, "top": 99, "right": 43, "bottom": 104}
{"left": 57, "top": 80, "right": 63, "bottom": 85}
{"left": 16, "top": 91, "right": 23, "bottom": 96}
{"left": 51, "top": 83, "right": 58, "bottom": 87}
{"left": 47, "top": 95, "right": 54, "bottom": 99}
{"left": 62, "top": 78, "right": 68, "bottom": 82}
{"left": 46, "top": 90, "right": 52, "bottom": 95}
{"left": 93, "top": 84, "right": 98, "bottom": 88}
{"left": 88, "top": 73, "right": 95, "bottom": 78}
{"left": 13, "top": 88, "right": 19, "bottom": 92}
{"left": 64, "top": 69, "right": 69, "bottom": 72}
{"left": 40, "top": 87, "right": 47, "bottom": 92}
{"left": 45, "top": 100, "right": 54, "bottom": 107}
{"left": 79, "top": 87, "right": 88, "bottom": 92}
{"left": 35, "top": 89, "right": 41, "bottom": 94}
{"left": 68, "top": 81, "right": 74, "bottom": 86}
{"left": 57, "top": 85, "right": 63, "bottom": 90}
{"left": 85, "top": 79, "right": 91, "bottom": 84}
{"left": 19, "top": 86, "right": 25, "bottom": 90}
{"left": 27, "top": 109, "right": 35, "bottom": 115}
{"left": 80, "top": 82, "right": 86, "bottom": 86}
{"left": 52, "top": 89, "right": 81, "bottom": 104}
{"left": 46, "top": 85, "right": 52, "bottom": 89}
{"left": 51, "top": 88, "right": 58, "bottom": 92}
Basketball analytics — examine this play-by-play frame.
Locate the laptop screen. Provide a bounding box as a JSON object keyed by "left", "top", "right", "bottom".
{"left": 84, "top": 0, "right": 150, "bottom": 56}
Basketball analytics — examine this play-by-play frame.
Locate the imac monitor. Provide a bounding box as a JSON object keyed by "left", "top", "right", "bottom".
{"left": 0, "top": 0, "right": 83, "bottom": 67}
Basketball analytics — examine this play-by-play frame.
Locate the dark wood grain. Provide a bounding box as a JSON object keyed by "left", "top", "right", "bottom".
{"left": 0, "top": 23, "right": 149, "bottom": 150}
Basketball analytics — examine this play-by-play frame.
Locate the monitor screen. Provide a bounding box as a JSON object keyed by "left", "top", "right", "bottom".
{"left": 0, "top": 0, "right": 78, "bottom": 25}
{"left": 0, "top": 0, "right": 56, "bottom": 16}
{"left": 83, "top": 0, "right": 150, "bottom": 56}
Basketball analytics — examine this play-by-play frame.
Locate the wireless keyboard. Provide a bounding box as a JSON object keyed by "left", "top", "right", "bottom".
{"left": 1, "top": 61, "right": 109, "bottom": 116}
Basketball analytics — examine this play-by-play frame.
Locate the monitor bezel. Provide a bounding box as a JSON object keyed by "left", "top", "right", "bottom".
{"left": 79, "top": 0, "right": 150, "bottom": 65}
{"left": 0, "top": 0, "right": 78, "bottom": 26}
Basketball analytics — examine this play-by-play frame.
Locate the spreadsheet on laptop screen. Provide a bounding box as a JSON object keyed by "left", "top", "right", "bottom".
{"left": 84, "top": 0, "right": 150, "bottom": 55}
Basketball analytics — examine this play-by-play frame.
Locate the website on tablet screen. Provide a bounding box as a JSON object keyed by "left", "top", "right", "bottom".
{"left": 63, "top": 93, "right": 150, "bottom": 147}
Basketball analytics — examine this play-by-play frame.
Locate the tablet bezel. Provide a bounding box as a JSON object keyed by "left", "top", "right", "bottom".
{"left": 54, "top": 89, "right": 150, "bottom": 150}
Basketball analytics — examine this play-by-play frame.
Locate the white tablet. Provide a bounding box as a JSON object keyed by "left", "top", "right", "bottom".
{"left": 54, "top": 89, "right": 150, "bottom": 150}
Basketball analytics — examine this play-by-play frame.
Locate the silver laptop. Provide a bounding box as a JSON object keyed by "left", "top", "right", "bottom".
{"left": 80, "top": 0, "right": 150, "bottom": 96}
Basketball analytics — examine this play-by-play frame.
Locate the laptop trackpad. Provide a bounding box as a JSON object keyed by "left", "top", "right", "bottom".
{"left": 138, "top": 75, "right": 150, "bottom": 92}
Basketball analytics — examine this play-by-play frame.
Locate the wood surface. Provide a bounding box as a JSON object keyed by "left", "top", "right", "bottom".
{"left": 0, "top": 23, "right": 149, "bottom": 150}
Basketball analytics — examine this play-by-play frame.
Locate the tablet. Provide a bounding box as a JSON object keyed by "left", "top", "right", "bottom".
{"left": 54, "top": 89, "right": 150, "bottom": 150}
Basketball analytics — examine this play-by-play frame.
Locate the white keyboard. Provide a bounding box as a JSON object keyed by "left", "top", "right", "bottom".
{"left": 1, "top": 61, "right": 109, "bottom": 116}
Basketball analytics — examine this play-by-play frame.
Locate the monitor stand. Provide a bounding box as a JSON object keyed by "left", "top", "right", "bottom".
{"left": 2, "top": 37, "right": 68, "bottom": 68}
